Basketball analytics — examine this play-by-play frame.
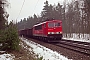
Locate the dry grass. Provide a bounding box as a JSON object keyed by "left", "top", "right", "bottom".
{"left": 9, "top": 40, "right": 37, "bottom": 60}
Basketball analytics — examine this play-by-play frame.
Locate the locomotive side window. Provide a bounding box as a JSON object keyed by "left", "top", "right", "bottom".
{"left": 35, "top": 25, "right": 42, "bottom": 30}
{"left": 48, "top": 23, "right": 54, "bottom": 28}
{"left": 55, "top": 22, "right": 60, "bottom": 27}
{"left": 44, "top": 24, "right": 46, "bottom": 28}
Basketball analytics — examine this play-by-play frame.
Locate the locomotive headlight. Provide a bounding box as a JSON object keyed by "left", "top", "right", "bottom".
{"left": 56, "top": 32, "right": 59, "bottom": 34}
{"left": 52, "top": 32, "right": 54, "bottom": 34}
{"left": 60, "top": 32, "right": 62, "bottom": 34}
{"left": 48, "top": 32, "right": 54, "bottom": 34}
{"left": 56, "top": 32, "right": 62, "bottom": 34}
{"left": 48, "top": 32, "right": 50, "bottom": 34}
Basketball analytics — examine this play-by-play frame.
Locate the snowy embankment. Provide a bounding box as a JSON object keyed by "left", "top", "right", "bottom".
{"left": 63, "top": 33, "right": 90, "bottom": 43}
{"left": 0, "top": 51, "right": 14, "bottom": 60}
{"left": 20, "top": 37, "right": 72, "bottom": 60}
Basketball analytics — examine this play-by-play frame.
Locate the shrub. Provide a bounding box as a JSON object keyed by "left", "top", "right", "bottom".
{"left": 0, "top": 22, "right": 20, "bottom": 51}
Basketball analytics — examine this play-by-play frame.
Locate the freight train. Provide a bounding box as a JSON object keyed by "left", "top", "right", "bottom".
{"left": 19, "top": 19, "right": 63, "bottom": 42}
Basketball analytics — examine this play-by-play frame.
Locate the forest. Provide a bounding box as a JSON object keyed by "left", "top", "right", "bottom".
{"left": 17, "top": 0, "right": 90, "bottom": 38}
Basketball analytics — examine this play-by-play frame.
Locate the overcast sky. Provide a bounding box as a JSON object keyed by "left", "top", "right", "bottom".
{"left": 7, "top": 0, "right": 66, "bottom": 22}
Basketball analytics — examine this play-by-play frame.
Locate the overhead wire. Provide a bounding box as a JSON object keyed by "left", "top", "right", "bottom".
{"left": 16, "top": 0, "right": 25, "bottom": 20}
{"left": 16, "top": 0, "right": 39, "bottom": 20}
{"left": 32, "top": 0, "right": 39, "bottom": 15}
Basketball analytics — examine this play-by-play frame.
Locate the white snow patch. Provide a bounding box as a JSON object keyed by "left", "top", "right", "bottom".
{"left": 63, "top": 38, "right": 90, "bottom": 43}
{"left": 63, "top": 33, "right": 90, "bottom": 43}
{"left": 0, "top": 51, "right": 5, "bottom": 53}
{"left": 0, "top": 53, "right": 14, "bottom": 60}
{"left": 20, "top": 37, "right": 72, "bottom": 60}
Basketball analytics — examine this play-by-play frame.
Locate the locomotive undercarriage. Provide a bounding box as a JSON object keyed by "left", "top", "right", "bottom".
{"left": 48, "top": 34, "right": 62, "bottom": 39}
{"left": 33, "top": 34, "right": 62, "bottom": 42}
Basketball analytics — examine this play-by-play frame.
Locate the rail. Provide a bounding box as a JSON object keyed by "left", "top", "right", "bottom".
{"left": 53, "top": 39, "right": 90, "bottom": 56}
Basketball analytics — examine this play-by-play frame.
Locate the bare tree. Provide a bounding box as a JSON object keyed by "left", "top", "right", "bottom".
{"left": 0, "top": 0, "right": 9, "bottom": 29}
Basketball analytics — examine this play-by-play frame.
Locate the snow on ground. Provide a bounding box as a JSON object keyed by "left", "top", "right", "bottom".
{"left": 20, "top": 37, "right": 72, "bottom": 60}
{"left": 63, "top": 38, "right": 90, "bottom": 43}
{"left": 0, "top": 51, "right": 14, "bottom": 60}
{"left": 63, "top": 33, "right": 90, "bottom": 43}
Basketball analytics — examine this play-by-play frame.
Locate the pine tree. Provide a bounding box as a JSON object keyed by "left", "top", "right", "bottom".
{"left": 0, "top": 21, "right": 20, "bottom": 51}
{"left": 41, "top": 0, "right": 50, "bottom": 21}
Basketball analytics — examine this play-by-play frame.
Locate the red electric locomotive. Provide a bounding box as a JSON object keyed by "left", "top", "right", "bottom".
{"left": 33, "top": 19, "right": 62, "bottom": 41}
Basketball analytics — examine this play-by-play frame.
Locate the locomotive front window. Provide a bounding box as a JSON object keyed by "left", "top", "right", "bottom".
{"left": 48, "top": 22, "right": 61, "bottom": 27}
{"left": 55, "top": 22, "right": 60, "bottom": 27}
{"left": 48, "top": 23, "right": 54, "bottom": 28}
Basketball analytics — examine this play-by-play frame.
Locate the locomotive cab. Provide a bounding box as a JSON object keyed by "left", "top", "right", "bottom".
{"left": 47, "top": 20, "right": 62, "bottom": 40}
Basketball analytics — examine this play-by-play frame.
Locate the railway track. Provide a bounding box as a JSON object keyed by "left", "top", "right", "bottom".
{"left": 21, "top": 37, "right": 90, "bottom": 60}
{"left": 25, "top": 36, "right": 90, "bottom": 56}
{"left": 53, "top": 39, "right": 90, "bottom": 56}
